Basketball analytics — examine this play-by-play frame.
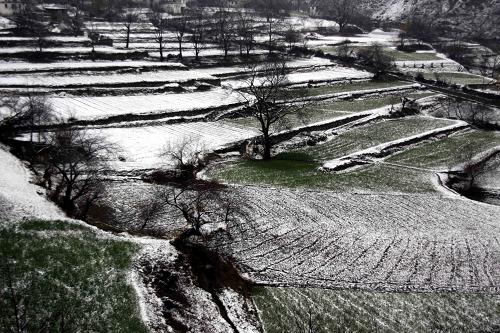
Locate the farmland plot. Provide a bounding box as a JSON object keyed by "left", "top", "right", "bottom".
{"left": 302, "top": 116, "right": 458, "bottom": 161}
{"left": 0, "top": 69, "right": 215, "bottom": 89}
{"left": 212, "top": 154, "right": 437, "bottom": 193}
{"left": 224, "top": 94, "right": 429, "bottom": 131}
{"left": 283, "top": 80, "right": 414, "bottom": 99}
{"left": 209, "top": 186, "right": 500, "bottom": 293}
{"left": 223, "top": 67, "right": 373, "bottom": 89}
{"left": 47, "top": 88, "right": 247, "bottom": 122}
{"left": 89, "top": 121, "right": 258, "bottom": 171}
{"left": 0, "top": 60, "right": 185, "bottom": 74}
{"left": 253, "top": 286, "right": 500, "bottom": 333}
{"left": 307, "top": 30, "right": 399, "bottom": 48}
{"left": 387, "top": 130, "right": 500, "bottom": 169}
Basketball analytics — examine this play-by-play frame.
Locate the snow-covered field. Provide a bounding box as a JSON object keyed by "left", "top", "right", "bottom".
{"left": 0, "top": 60, "right": 185, "bottom": 73}
{"left": 0, "top": 46, "right": 141, "bottom": 54}
{"left": 306, "top": 29, "right": 400, "bottom": 48}
{"left": 0, "top": 69, "right": 215, "bottom": 88}
{"left": 209, "top": 186, "right": 500, "bottom": 293}
{"left": 223, "top": 67, "right": 373, "bottom": 89}
{"left": 91, "top": 121, "right": 258, "bottom": 171}
{"left": 46, "top": 88, "right": 245, "bottom": 122}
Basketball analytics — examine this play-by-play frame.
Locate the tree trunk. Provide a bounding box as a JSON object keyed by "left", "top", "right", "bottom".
{"left": 159, "top": 43, "right": 164, "bottom": 62}
{"left": 63, "top": 185, "right": 74, "bottom": 215}
{"left": 178, "top": 39, "right": 183, "bottom": 59}
{"left": 263, "top": 133, "right": 272, "bottom": 160}
{"left": 126, "top": 26, "right": 130, "bottom": 48}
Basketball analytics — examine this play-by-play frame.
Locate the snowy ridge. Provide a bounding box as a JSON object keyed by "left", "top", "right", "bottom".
{"left": 0, "top": 145, "right": 64, "bottom": 221}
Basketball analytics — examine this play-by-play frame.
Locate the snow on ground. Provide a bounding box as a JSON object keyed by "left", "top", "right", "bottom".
{"left": 0, "top": 35, "right": 91, "bottom": 43}
{"left": 47, "top": 88, "right": 246, "bottom": 122}
{"left": 0, "top": 69, "right": 215, "bottom": 88}
{"left": 395, "top": 57, "right": 465, "bottom": 73}
{"left": 92, "top": 122, "right": 258, "bottom": 171}
{"left": 149, "top": 48, "right": 268, "bottom": 59}
{"left": 0, "top": 16, "right": 15, "bottom": 29}
{"left": 209, "top": 186, "right": 500, "bottom": 293}
{"left": 283, "top": 16, "right": 339, "bottom": 31}
{"left": 0, "top": 60, "right": 185, "bottom": 73}
{"left": 306, "top": 29, "right": 399, "bottom": 47}
{"left": 0, "top": 144, "right": 64, "bottom": 221}
{"left": 197, "top": 57, "right": 333, "bottom": 77}
{"left": 0, "top": 46, "right": 142, "bottom": 54}
{"left": 223, "top": 67, "right": 373, "bottom": 89}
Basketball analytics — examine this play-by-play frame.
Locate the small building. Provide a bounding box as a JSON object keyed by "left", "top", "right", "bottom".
{"left": 148, "top": 0, "right": 187, "bottom": 14}
{"left": 42, "top": 4, "right": 71, "bottom": 22}
{"left": 0, "top": 0, "right": 24, "bottom": 16}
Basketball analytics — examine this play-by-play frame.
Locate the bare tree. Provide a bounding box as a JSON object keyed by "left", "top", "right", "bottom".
{"left": 149, "top": 7, "right": 168, "bottom": 62}
{"left": 357, "top": 43, "right": 394, "bottom": 78}
{"left": 0, "top": 95, "right": 54, "bottom": 142}
{"left": 13, "top": 1, "right": 48, "bottom": 52}
{"left": 42, "top": 129, "right": 115, "bottom": 219}
{"left": 214, "top": 4, "right": 235, "bottom": 59}
{"left": 321, "top": 0, "right": 356, "bottom": 33}
{"left": 160, "top": 137, "right": 206, "bottom": 178}
{"left": 168, "top": 15, "right": 189, "bottom": 59}
{"left": 122, "top": 9, "right": 138, "bottom": 49}
{"left": 190, "top": 10, "right": 207, "bottom": 61}
{"left": 155, "top": 181, "right": 244, "bottom": 238}
{"left": 236, "top": 11, "right": 255, "bottom": 57}
{"left": 257, "top": 0, "right": 286, "bottom": 54}
{"left": 284, "top": 26, "right": 301, "bottom": 52}
{"left": 237, "top": 60, "right": 307, "bottom": 160}
{"left": 136, "top": 190, "right": 166, "bottom": 230}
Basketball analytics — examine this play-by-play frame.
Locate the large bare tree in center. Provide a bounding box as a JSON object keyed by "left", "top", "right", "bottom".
{"left": 238, "top": 60, "right": 306, "bottom": 160}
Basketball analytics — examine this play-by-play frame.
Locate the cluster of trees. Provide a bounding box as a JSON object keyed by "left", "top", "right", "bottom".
{"left": 146, "top": 5, "right": 304, "bottom": 61}
{"left": 433, "top": 97, "right": 494, "bottom": 128}
{"left": 0, "top": 96, "right": 114, "bottom": 220}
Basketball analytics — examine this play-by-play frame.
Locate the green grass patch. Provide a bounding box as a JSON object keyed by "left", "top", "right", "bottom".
{"left": 300, "top": 116, "right": 455, "bottom": 161}
{"left": 321, "top": 45, "right": 443, "bottom": 61}
{"left": 384, "top": 49, "right": 443, "bottom": 61}
{"left": 253, "top": 286, "right": 500, "bottom": 333}
{"left": 225, "top": 93, "right": 437, "bottom": 131}
{"left": 0, "top": 219, "right": 147, "bottom": 333}
{"left": 286, "top": 79, "right": 410, "bottom": 98}
{"left": 213, "top": 157, "right": 435, "bottom": 192}
{"left": 389, "top": 130, "right": 500, "bottom": 169}
{"left": 424, "top": 72, "right": 495, "bottom": 85}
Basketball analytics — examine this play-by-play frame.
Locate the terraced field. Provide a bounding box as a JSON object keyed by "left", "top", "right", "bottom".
{"left": 423, "top": 72, "right": 495, "bottom": 85}
{"left": 47, "top": 88, "right": 246, "bottom": 122}
{"left": 253, "top": 286, "right": 500, "bottom": 333}
{"left": 225, "top": 93, "right": 437, "bottom": 131}
{"left": 301, "top": 116, "right": 456, "bottom": 161}
{"left": 89, "top": 121, "right": 258, "bottom": 171}
{"left": 388, "top": 130, "right": 500, "bottom": 169}
{"left": 213, "top": 153, "right": 436, "bottom": 192}
{"left": 279, "top": 80, "right": 412, "bottom": 99}
{"left": 209, "top": 186, "right": 500, "bottom": 293}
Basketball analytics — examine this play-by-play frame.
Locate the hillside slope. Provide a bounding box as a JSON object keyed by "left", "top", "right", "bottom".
{"left": 362, "top": 0, "right": 500, "bottom": 38}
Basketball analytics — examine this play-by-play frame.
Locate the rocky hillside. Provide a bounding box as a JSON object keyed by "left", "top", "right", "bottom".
{"left": 362, "top": 0, "right": 500, "bottom": 39}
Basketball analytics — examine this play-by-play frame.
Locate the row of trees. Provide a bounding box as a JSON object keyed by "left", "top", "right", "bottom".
{"left": 146, "top": 7, "right": 305, "bottom": 61}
